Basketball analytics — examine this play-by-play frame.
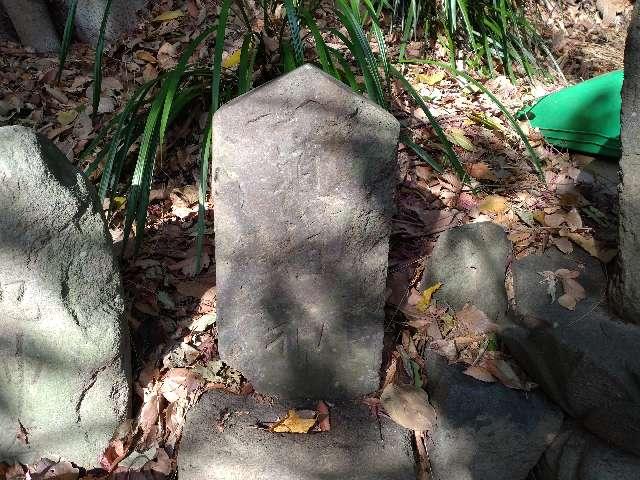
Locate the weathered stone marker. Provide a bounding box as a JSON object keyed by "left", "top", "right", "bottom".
{"left": 0, "top": 126, "right": 131, "bottom": 466}
{"left": 612, "top": 2, "right": 640, "bottom": 323}
{"left": 212, "top": 64, "right": 399, "bottom": 400}
{"left": 181, "top": 64, "right": 409, "bottom": 480}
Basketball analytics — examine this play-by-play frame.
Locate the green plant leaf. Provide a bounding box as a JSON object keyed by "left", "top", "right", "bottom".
{"left": 57, "top": 0, "right": 79, "bottom": 83}
{"left": 92, "top": 0, "right": 113, "bottom": 115}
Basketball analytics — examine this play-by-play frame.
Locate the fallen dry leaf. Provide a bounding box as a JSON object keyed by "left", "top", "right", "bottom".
{"left": 464, "top": 365, "right": 497, "bottom": 383}
{"left": 482, "top": 357, "right": 532, "bottom": 390}
{"left": 557, "top": 273, "right": 586, "bottom": 311}
{"left": 416, "top": 282, "right": 442, "bottom": 312}
{"left": 479, "top": 195, "right": 509, "bottom": 214}
{"left": 446, "top": 127, "right": 475, "bottom": 151}
{"left": 316, "top": 401, "right": 331, "bottom": 432}
{"left": 467, "top": 162, "right": 498, "bottom": 181}
{"left": 560, "top": 230, "right": 617, "bottom": 263}
{"left": 271, "top": 410, "right": 317, "bottom": 434}
{"left": 551, "top": 236, "right": 574, "bottom": 254}
{"left": 544, "top": 212, "right": 566, "bottom": 228}
{"left": 153, "top": 10, "right": 185, "bottom": 22}
{"left": 380, "top": 384, "right": 435, "bottom": 432}
{"left": 430, "top": 339, "right": 458, "bottom": 362}
{"left": 456, "top": 304, "right": 498, "bottom": 335}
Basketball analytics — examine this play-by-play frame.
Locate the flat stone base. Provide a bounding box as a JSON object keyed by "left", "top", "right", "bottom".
{"left": 179, "top": 391, "right": 415, "bottom": 480}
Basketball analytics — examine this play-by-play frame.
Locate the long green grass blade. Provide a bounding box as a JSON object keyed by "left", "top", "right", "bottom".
{"left": 238, "top": 33, "right": 255, "bottom": 94}
{"left": 281, "top": 40, "right": 297, "bottom": 73}
{"left": 400, "top": 132, "right": 444, "bottom": 173}
{"left": 389, "top": 65, "right": 466, "bottom": 180}
{"left": 335, "top": 0, "right": 385, "bottom": 106}
{"left": 360, "top": 0, "right": 391, "bottom": 95}
{"left": 92, "top": 0, "right": 113, "bottom": 115}
{"left": 57, "top": 0, "right": 79, "bottom": 83}
{"left": 301, "top": 10, "right": 337, "bottom": 78}
{"left": 283, "top": 0, "right": 304, "bottom": 66}
{"left": 160, "top": 25, "right": 217, "bottom": 148}
{"left": 327, "top": 47, "right": 359, "bottom": 90}
{"left": 122, "top": 84, "right": 168, "bottom": 252}
{"left": 195, "top": 117, "right": 212, "bottom": 274}
{"left": 212, "top": 0, "right": 233, "bottom": 112}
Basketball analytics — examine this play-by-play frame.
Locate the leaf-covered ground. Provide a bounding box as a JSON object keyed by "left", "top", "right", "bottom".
{"left": 0, "top": 0, "right": 632, "bottom": 478}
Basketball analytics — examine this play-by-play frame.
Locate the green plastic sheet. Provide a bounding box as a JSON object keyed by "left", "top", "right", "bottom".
{"left": 517, "top": 70, "right": 623, "bottom": 158}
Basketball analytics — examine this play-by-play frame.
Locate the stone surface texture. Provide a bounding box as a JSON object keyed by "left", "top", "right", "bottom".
{"left": 0, "top": 0, "right": 60, "bottom": 52}
{"left": 423, "top": 349, "right": 563, "bottom": 480}
{"left": 503, "top": 248, "right": 640, "bottom": 457}
{"left": 55, "top": 0, "right": 145, "bottom": 45}
{"left": 212, "top": 64, "right": 400, "bottom": 400}
{"left": 420, "top": 222, "right": 511, "bottom": 324}
{"left": 179, "top": 391, "right": 415, "bottom": 480}
{"left": 612, "top": 1, "right": 640, "bottom": 323}
{"left": 534, "top": 421, "right": 640, "bottom": 480}
{"left": 0, "top": 3, "right": 16, "bottom": 42}
{"left": 0, "top": 126, "right": 131, "bottom": 466}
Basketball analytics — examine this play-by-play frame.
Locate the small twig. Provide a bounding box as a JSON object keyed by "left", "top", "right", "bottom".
{"left": 415, "top": 431, "right": 434, "bottom": 480}
{"left": 471, "top": 337, "right": 490, "bottom": 367}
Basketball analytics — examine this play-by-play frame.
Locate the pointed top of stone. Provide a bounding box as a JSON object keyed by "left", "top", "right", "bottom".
{"left": 211, "top": 64, "right": 400, "bottom": 401}
{"left": 214, "top": 63, "right": 398, "bottom": 129}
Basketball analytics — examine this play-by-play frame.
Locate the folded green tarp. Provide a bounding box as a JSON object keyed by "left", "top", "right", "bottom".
{"left": 517, "top": 70, "right": 623, "bottom": 158}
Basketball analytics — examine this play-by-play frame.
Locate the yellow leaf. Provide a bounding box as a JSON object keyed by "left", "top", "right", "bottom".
{"left": 222, "top": 49, "right": 242, "bottom": 69}
{"left": 135, "top": 50, "right": 157, "bottom": 63}
{"left": 271, "top": 410, "right": 316, "bottom": 434}
{"left": 153, "top": 9, "right": 185, "bottom": 22}
{"left": 446, "top": 128, "right": 475, "bottom": 151}
{"left": 112, "top": 196, "right": 127, "bottom": 210}
{"left": 560, "top": 230, "right": 617, "bottom": 263}
{"left": 57, "top": 109, "right": 77, "bottom": 126}
{"left": 479, "top": 195, "right": 509, "bottom": 214}
{"left": 416, "top": 283, "right": 442, "bottom": 312}
{"left": 415, "top": 70, "right": 445, "bottom": 86}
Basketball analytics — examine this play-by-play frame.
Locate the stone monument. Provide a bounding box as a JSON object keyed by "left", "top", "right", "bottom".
{"left": 180, "top": 65, "right": 414, "bottom": 479}
{"left": 611, "top": 2, "right": 640, "bottom": 323}
{"left": 0, "top": 126, "right": 131, "bottom": 466}
{"left": 212, "top": 64, "right": 399, "bottom": 401}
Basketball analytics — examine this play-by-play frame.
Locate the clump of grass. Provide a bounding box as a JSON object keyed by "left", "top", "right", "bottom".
{"left": 60, "top": 0, "right": 543, "bottom": 273}
{"left": 379, "top": 0, "right": 561, "bottom": 81}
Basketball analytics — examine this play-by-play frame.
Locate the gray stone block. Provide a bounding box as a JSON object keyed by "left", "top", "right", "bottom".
{"left": 502, "top": 315, "right": 640, "bottom": 458}
{"left": 511, "top": 247, "right": 607, "bottom": 328}
{"left": 611, "top": 2, "right": 640, "bottom": 324}
{"left": 0, "top": 126, "right": 131, "bottom": 467}
{"left": 503, "top": 249, "right": 640, "bottom": 457}
{"left": 1, "top": 0, "right": 60, "bottom": 52}
{"left": 178, "top": 391, "right": 415, "bottom": 480}
{"left": 423, "top": 350, "right": 563, "bottom": 480}
{"left": 60, "top": 0, "right": 144, "bottom": 45}
{"left": 212, "top": 64, "right": 400, "bottom": 401}
{"left": 420, "top": 222, "right": 511, "bottom": 324}
{"left": 533, "top": 421, "right": 640, "bottom": 480}
{"left": 0, "top": 3, "right": 17, "bottom": 42}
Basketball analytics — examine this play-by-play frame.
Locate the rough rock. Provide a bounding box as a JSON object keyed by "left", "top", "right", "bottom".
{"left": 420, "top": 222, "right": 511, "bottom": 324}
{"left": 0, "top": 3, "right": 16, "bottom": 42}
{"left": 0, "top": 126, "right": 131, "bottom": 466}
{"left": 533, "top": 421, "right": 640, "bottom": 480}
{"left": 179, "top": 391, "right": 415, "bottom": 480}
{"left": 503, "top": 248, "right": 640, "bottom": 456}
{"left": 53, "top": 0, "right": 144, "bottom": 45}
{"left": 510, "top": 247, "right": 606, "bottom": 326}
{"left": 611, "top": 1, "right": 640, "bottom": 323}
{"left": 423, "top": 349, "right": 563, "bottom": 480}
{"left": 0, "top": 0, "right": 60, "bottom": 52}
{"left": 212, "top": 64, "right": 399, "bottom": 400}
